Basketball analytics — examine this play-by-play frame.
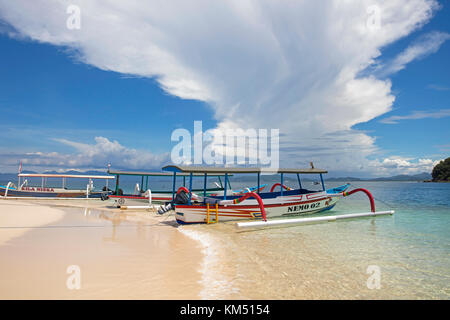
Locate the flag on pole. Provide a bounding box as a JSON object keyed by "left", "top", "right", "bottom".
{"left": 19, "top": 161, "right": 22, "bottom": 174}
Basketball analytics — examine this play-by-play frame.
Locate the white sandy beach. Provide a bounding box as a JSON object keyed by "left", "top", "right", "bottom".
{"left": 0, "top": 199, "right": 204, "bottom": 299}
{"left": 0, "top": 200, "right": 65, "bottom": 245}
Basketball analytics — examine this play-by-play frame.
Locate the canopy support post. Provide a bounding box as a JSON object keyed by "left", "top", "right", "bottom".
{"left": 320, "top": 173, "right": 325, "bottom": 191}
{"left": 188, "top": 173, "right": 193, "bottom": 205}
{"left": 224, "top": 173, "right": 228, "bottom": 200}
{"left": 297, "top": 173, "right": 302, "bottom": 189}
{"left": 280, "top": 173, "right": 284, "bottom": 196}
{"left": 257, "top": 172, "right": 260, "bottom": 194}
{"left": 203, "top": 173, "right": 207, "bottom": 203}
{"left": 115, "top": 175, "right": 120, "bottom": 195}
{"left": 172, "top": 172, "right": 177, "bottom": 201}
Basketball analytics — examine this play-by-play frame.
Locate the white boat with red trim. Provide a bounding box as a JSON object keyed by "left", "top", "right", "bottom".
{"left": 159, "top": 165, "right": 379, "bottom": 224}
{"left": 1, "top": 172, "right": 114, "bottom": 199}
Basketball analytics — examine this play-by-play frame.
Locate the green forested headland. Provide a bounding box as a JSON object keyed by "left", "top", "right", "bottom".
{"left": 432, "top": 157, "right": 450, "bottom": 182}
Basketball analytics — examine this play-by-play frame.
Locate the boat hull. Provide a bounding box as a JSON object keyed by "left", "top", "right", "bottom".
{"left": 174, "top": 191, "right": 340, "bottom": 224}
{"left": 109, "top": 193, "right": 172, "bottom": 204}
{"left": 108, "top": 186, "right": 240, "bottom": 205}
{"left": 0, "top": 186, "right": 105, "bottom": 198}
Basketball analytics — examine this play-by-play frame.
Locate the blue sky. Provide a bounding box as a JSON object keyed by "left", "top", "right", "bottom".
{"left": 0, "top": 0, "right": 449, "bottom": 177}
{"left": 355, "top": 2, "right": 450, "bottom": 160}
{"left": 0, "top": 37, "right": 215, "bottom": 154}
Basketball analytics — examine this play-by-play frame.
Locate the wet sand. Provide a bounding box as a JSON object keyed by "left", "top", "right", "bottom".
{"left": 0, "top": 199, "right": 203, "bottom": 299}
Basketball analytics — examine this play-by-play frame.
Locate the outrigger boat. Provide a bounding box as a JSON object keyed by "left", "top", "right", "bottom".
{"left": 107, "top": 169, "right": 266, "bottom": 205}
{"left": 158, "top": 165, "right": 392, "bottom": 225}
{"left": 0, "top": 172, "right": 115, "bottom": 199}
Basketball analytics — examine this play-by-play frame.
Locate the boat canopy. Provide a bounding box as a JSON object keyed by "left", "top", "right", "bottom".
{"left": 161, "top": 165, "right": 328, "bottom": 174}
{"left": 18, "top": 173, "right": 115, "bottom": 179}
{"left": 108, "top": 169, "right": 231, "bottom": 195}
{"left": 162, "top": 165, "right": 328, "bottom": 203}
{"left": 108, "top": 169, "right": 230, "bottom": 177}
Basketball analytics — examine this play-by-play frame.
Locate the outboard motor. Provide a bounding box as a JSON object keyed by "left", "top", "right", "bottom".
{"left": 101, "top": 186, "right": 114, "bottom": 201}
{"left": 157, "top": 203, "right": 173, "bottom": 215}
{"left": 174, "top": 189, "right": 190, "bottom": 204}
{"left": 157, "top": 189, "right": 190, "bottom": 215}
{"left": 100, "top": 193, "right": 109, "bottom": 201}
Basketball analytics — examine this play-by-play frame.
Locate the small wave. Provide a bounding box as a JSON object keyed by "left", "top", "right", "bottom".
{"left": 177, "top": 226, "right": 239, "bottom": 299}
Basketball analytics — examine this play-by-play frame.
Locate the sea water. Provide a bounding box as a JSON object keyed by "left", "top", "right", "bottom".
{"left": 179, "top": 181, "right": 450, "bottom": 299}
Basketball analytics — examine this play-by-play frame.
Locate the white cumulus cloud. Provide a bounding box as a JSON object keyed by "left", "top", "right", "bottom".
{"left": 380, "top": 109, "right": 450, "bottom": 124}
{"left": 376, "top": 31, "right": 450, "bottom": 76}
{"left": 369, "top": 157, "right": 441, "bottom": 175}
{"left": 0, "top": 137, "right": 169, "bottom": 172}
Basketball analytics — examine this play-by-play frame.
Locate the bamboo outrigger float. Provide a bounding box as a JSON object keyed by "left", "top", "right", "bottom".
{"left": 158, "top": 165, "right": 394, "bottom": 226}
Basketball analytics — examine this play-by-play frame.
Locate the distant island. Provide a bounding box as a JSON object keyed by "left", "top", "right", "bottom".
{"left": 327, "top": 172, "right": 432, "bottom": 182}
{"left": 431, "top": 157, "right": 450, "bottom": 182}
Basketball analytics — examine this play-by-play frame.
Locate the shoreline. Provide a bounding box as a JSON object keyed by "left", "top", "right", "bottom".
{"left": 178, "top": 225, "right": 241, "bottom": 299}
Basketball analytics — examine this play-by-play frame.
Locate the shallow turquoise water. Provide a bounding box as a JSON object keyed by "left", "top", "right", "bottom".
{"left": 318, "top": 181, "right": 450, "bottom": 298}
{"left": 262, "top": 181, "right": 450, "bottom": 298}
{"left": 183, "top": 180, "right": 450, "bottom": 299}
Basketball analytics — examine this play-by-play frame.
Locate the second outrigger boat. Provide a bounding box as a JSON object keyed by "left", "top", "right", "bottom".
{"left": 106, "top": 169, "right": 266, "bottom": 205}
{"left": 158, "top": 165, "right": 380, "bottom": 224}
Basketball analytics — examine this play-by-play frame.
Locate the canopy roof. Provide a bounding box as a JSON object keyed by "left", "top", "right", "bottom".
{"left": 162, "top": 165, "right": 328, "bottom": 174}
{"left": 108, "top": 169, "right": 230, "bottom": 177}
{"left": 19, "top": 173, "right": 115, "bottom": 179}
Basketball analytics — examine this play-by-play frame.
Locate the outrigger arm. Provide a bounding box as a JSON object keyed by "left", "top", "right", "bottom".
{"left": 327, "top": 188, "right": 376, "bottom": 212}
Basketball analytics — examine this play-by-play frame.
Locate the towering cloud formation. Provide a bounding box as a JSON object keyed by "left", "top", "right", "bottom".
{"left": 0, "top": 0, "right": 441, "bottom": 174}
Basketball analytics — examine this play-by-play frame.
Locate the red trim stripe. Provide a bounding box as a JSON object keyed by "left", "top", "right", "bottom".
{"left": 109, "top": 195, "right": 170, "bottom": 200}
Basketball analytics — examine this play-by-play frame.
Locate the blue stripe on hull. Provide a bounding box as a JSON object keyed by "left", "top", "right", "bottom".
{"left": 175, "top": 219, "right": 192, "bottom": 225}
{"left": 319, "top": 204, "right": 336, "bottom": 212}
